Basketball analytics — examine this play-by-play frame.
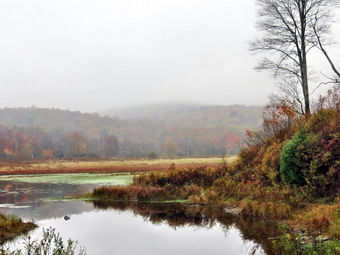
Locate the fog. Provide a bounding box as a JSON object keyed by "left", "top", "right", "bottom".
{"left": 0, "top": 0, "right": 339, "bottom": 112}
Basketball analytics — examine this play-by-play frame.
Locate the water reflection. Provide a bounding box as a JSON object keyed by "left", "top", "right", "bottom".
{"left": 0, "top": 178, "right": 280, "bottom": 255}
{"left": 6, "top": 201, "right": 267, "bottom": 255}
{"left": 0, "top": 180, "right": 96, "bottom": 204}
{"left": 92, "top": 201, "right": 279, "bottom": 255}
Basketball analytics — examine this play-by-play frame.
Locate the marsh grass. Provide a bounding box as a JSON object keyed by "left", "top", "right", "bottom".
{"left": 0, "top": 157, "right": 227, "bottom": 172}
{"left": 1, "top": 227, "right": 86, "bottom": 255}
{"left": 91, "top": 162, "right": 233, "bottom": 202}
{"left": 271, "top": 233, "right": 340, "bottom": 255}
{"left": 93, "top": 185, "right": 168, "bottom": 201}
{"left": 90, "top": 161, "right": 306, "bottom": 219}
{"left": 0, "top": 214, "right": 36, "bottom": 244}
{"left": 92, "top": 183, "right": 203, "bottom": 202}
{"left": 239, "top": 200, "right": 291, "bottom": 220}
{"left": 288, "top": 202, "right": 340, "bottom": 238}
{"left": 89, "top": 156, "right": 339, "bottom": 253}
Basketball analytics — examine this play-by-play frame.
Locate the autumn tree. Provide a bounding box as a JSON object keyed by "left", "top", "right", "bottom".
{"left": 250, "top": 0, "right": 339, "bottom": 115}
{"left": 65, "top": 131, "right": 88, "bottom": 157}
{"left": 42, "top": 149, "right": 54, "bottom": 159}
{"left": 103, "top": 135, "right": 120, "bottom": 157}
{"left": 163, "top": 139, "right": 177, "bottom": 155}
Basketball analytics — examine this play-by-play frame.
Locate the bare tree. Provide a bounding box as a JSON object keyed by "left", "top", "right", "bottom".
{"left": 270, "top": 78, "right": 305, "bottom": 114}
{"left": 250, "top": 0, "right": 339, "bottom": 115}
{"left": 313, "top": 19, "right": 340, "bottom": 83}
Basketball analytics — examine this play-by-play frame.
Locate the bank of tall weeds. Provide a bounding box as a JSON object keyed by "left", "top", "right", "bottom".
{"left": 92, "top": 87, "right": 340, "bottom": 249}
{"left": 0, "top": 214, "right": 36, "bottom": 244}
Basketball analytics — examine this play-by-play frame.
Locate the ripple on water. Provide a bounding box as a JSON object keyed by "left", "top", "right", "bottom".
{"left": 0, "top": 204, "right": 32, "bottom": 209}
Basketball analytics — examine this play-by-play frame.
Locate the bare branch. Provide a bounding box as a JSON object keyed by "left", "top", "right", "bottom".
{"left": 251, "top": 0, "right": 338, "bottom": 115}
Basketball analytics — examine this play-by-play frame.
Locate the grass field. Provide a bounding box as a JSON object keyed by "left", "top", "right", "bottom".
{"left": 0, "top": 157, "right": 233, "bottom": 175}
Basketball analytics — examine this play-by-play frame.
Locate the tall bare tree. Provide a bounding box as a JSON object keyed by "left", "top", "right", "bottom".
{"left": 313, "top": 20, "right": 340, "bottom": 82}
{"left": 250, "top": 0, "right": 339, "bottom": 115}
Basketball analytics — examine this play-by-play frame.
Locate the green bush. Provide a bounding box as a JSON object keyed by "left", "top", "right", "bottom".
{"left": 303, "top": 133, "right": 340, "bottom": 197}
{"left": 280, "top": 117, "right": 340, "bottom": 197}
{"left": 280, "top": 132, "right": 307, "bottom": 186}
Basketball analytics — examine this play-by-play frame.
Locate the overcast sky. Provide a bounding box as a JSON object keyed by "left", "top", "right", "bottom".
{"left": 0, "top": 0, "right": 339, "bottom": 112}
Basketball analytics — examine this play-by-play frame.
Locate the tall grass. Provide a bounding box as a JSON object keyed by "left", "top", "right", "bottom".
{"left": 0, "top": 157, "right": 224, "bottom": 172}
{"left": 93, "top": 185, "right": 168, "bottom": 201}
{"left": 92, "top": 161, "right": 232, "bottom": 202}
{"left": 1, "top": 227, "right": 86, "bottom": 255}
{"left": 271, "top": 233, "right": 340, "bottom": 255}
{"left": 289, "top": 202, "right": 340, "bottom": 238}
{"left": 0, "top": 214, "right": 36, "bottom": 244}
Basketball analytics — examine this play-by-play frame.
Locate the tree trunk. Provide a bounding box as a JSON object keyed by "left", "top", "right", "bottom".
{"left": 300, "top": 1, "right": 311, "bottom": 115}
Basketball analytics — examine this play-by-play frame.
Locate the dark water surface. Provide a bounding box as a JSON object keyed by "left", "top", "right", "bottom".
{"left": 0, "top": 175, "right": 279, "bottom": 255}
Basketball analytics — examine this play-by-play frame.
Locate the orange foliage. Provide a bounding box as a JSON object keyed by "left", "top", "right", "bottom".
{"left": 42, "top": 149, "right": 54, "bottom": 159}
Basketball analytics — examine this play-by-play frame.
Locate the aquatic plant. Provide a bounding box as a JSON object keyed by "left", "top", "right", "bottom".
{"left": 271, "top": 233, "right": 340, "bottom": 255}
{"left": 1, "top": 227, "right": 86, "bottom": 255}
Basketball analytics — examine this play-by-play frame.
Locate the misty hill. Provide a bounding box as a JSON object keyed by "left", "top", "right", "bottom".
{"left": 0, "top": 107, "right": 123, "bottom": 132}
{"left": 102, "top": 103, "right": 262, "bottom": 127}
{"left": 0, "top": 105, "right": 262, "bottom": 159}
{"left": 102, "top": 103, "right": 201, "bottom": 119}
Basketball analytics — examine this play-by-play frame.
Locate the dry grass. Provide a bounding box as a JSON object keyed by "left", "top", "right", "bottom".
{"left": 0, "top": 157, "right": 232, "bottom": 175}
{"left": 239, "top": 200, "right": 292, "bottom": 220}
{"left": 287, "top": 202, "right": 340, "bottom": 238}
{"left": 92, "top": 185, "right": 168, "bottom": 201}
{"left": 0, "top": 214, "right": 36, "bottom": 244}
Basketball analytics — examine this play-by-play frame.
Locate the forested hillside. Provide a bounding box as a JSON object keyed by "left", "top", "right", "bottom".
{"left": 0, "top": 105, "right": 262, "bottom": 159}
{"left": 102, "top": 104, "right": 261, "bottom": 125}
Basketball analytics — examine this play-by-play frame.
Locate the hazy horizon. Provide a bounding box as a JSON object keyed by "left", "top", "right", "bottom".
{"left": 0, "top": 102, "right": 264, "bottom": 116}
{"left": 1, "top": 1, "right": 339, "bottom": 112}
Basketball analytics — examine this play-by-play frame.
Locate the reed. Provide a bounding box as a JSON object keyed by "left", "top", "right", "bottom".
{"left": 239, "top": 200, "right": 291, "bottom": 220}
{"left": 289, "top": 202, "right": 340, "bottom": 238}
{"left": 93, "top": 185, "right": 168, "bottom": 201}
{"left": 0, "top": 214, "right": 36, "bottom": 244}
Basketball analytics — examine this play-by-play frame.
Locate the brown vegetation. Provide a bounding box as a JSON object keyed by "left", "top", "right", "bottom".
{"left": 0, "top": 158, "right": 222, "bottom": 176}
{"left": 0, "top": 214, "right": 36, "bottom": 244}
{"left": 288, "top": 202, "right": 340, "bottom": 238}
{"left": 93, "top": 186, "right": 168, "bottom": 201}
{"left": 89, "top": 87, "right": 340, "bottom": 242}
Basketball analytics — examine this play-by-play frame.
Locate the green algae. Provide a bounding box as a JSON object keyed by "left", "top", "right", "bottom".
{"left": 0, "top": 173, "right": 134, "bottom": 185}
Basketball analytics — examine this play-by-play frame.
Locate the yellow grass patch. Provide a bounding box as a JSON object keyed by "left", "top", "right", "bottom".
{"left": 288, "top": 202, "right": 340, "bottom": 238}
{"left": 0, "top": 157, "right": 235, "bottom": 172}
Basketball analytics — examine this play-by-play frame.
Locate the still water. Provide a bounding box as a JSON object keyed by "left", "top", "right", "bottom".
{"left": 0, "top": 174, "right": 278, "bottom": 255}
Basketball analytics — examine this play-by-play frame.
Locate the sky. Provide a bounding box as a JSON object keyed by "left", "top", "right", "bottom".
{"left": 0, "top": 0, "right": 339, "bottom": 112}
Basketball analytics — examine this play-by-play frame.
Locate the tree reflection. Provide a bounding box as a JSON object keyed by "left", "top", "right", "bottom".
{"left": 92, "top": 200, "right": 280, "bottom": 255}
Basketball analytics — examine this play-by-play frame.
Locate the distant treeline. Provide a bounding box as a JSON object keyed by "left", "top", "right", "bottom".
{"left": 0, "top": 105, "right": 262, "bottom": 159}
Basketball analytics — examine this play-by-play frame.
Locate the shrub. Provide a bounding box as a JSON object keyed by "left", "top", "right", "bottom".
{"left": 260, "top": 142, "right": 283, "bottom": 184}
{"left": 134, "top": 164, "right": 229, "bottom": 188}
{"left": 280, "top": 132, "right": 307, "bottom": 186}
{"left": 280, "top": 123, "right": 340, "bottom": 197}
{"left": 305, "top": 109, "right": 339, "bottom": 135}
{"left": 1, "top": 227, "right": 86, "bottom": 255}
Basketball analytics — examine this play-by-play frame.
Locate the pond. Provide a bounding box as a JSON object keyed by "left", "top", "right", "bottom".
{"left": 0, "top": 173, "right": 279, "bottom": 255}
